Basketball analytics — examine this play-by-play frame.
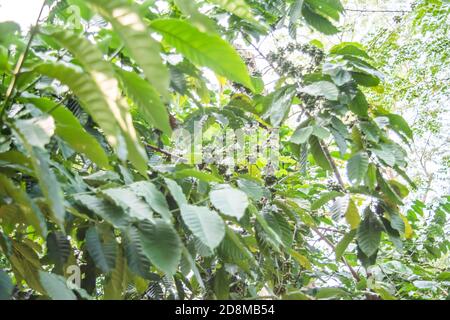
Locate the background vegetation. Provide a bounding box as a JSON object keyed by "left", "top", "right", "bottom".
{"left": 0, "top": 0, "right": 448, "bottom": 300}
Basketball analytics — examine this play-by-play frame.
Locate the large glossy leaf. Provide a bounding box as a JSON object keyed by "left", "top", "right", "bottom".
{"left": 262, "top": 86, "right": 296, "bottom": 126}
{"left": 0, "top": 174, "right": 48, "bottom": 236}
{"left": 88, "top": 0, "right": 169, "bottom": 96}
{"left": 335, "top": 229, "right": 356, "bottom": 261}
{"left": 128, "top": 181, "right": 172, "bottom": 222}
{"left": 210, "top": 184, "right": 249, "bottom": 220}
{"left": 117, "top": 69, "right": 172, "bottom": 136}
{"left": 27, "top": 97, "right": 110, "bottom": 169}
{"left": 13, "top": 120, "right": 66, "bottom": 229}
{"left": 347, "top": 151, "right": 369, "bottom": 184}
{"left": 123, "top": 226, "right": 152, "bottom": 279}
{"left": 34, "top": 62, "right": 148, "bottom": 175}
{"left": 301, "top": 81, "right": 339, "bottom": 101}
{"left": 301, "top": 3, "right": 339, "bottom": 35}
{"left": 85, "top": 227, "right": 116, "bottom": 273}
{"left": 149, "top": 19, "right": 254, "bottom": 90}
{"left": 345, "top": 198, "right": 360, "bottom": 229}
{"left": 0, "top": 270, "right": 14, "bottom": 300}
{"left": 311, "top": 191, "right": 344, "bottom": 210}
{"left": 101, "top": 187, "right": 154, "bottom": 221}
{"left": 174, "top": 0, "right": 218, "bottom": 33}
{"left": 74, "top": 194, "right": 130, "bottom": 229}
{"left": 138, "top": 219, "right": 182, "bottom": 275}
{"left": 309, "top": 136, "right": 332, "bottom": 171}
{"left": 180, "top": 204, "right": 225, "bottom": 250}
{"left": 357, "top": 208, "right": 383, "bottom": 257}
{"left": 39, "top": 271, "right": 77, "bottom": 300}
{"left": 164, "top": 178, "right": 188, "bottom": 207}
{"left": 206, "top": 0, "right": 256, "bottom": 22}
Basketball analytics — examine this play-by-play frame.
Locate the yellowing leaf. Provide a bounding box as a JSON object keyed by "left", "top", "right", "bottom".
{"left": 345, "top": 198, "right": 361, "bottom": 229}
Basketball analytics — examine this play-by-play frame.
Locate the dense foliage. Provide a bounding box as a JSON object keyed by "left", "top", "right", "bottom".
{"left": 0, "top": 0, "right": 448, "bottom": 300}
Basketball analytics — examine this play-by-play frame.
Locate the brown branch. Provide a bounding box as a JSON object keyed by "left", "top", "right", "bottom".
{"left": 311, "top": 227, "right": 360, "bottom": 282}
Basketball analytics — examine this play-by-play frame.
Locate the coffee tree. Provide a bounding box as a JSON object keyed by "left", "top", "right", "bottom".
{"left": 0, "top": 0, "right": 447, "bottom": 300}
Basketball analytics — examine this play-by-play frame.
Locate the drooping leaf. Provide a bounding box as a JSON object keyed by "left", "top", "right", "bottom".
{"left": 347, "top": 151, "right": 369, "bottom": 184}
{"left": 101, "top": 187, "right": 154, "bottom": 221}
{"left": 357, "top": 208, "right": 383, "bottom": 257}
{"left": 88, "top": 0, "right": 170, "bottom": 96}
{"left": 206, "top": 0, "right": 256, "bottom": 23}
{"left": 138, "top": 219, "right": 182, "bottom": 275}
{"left": 0, "top": 270, "right": 14, "bottom": 300}
{"left": 39, "top": 271, "right": 77, "bottom": 300}
{"left": 164, "top": 178, "right": 188, "bottom": 207}
{"left": 309, "top": 136, "right": 332, "bottom": 171}
{"left": 117, "top": 69, "right": 172, "bottom": 136}
{"left": 27, "top": 97, "right": 110, "bottom": 169}
{"left": 33, "top": 62, "right": 148, "bottom": 175}
{"left": 210, "top": 184, "right": 249, "bottom": 220}
{"left": 335, "top": 229, "right": 356, "bottom": 261}
{"left": 345, "top": 198, "right": 360, "bottom": 229}
{"left": 85, "top": 227, "right": 116, "bottom": 273}
{"left": 149, "top": 18, "right": 254, "bottom": 90}
{"left": 180, "top": 204, "right": 225, "bottom": 250}
{"left": 129, "top": 181, "right": 172, "bottom": 222}
{"left": 301, "top": 81, "right": 339, "bottom": 101}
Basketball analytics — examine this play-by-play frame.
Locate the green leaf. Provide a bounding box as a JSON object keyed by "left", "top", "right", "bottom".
{"left": 0, "top": 173, "right": 48, "bottom": 237}
{"left": 27, "top": 97, "right": 110, "bottom": 169}
{"left": 74, "top": 194, "right": 130, "bottom": 229}
{"left": 104, "top": 246, "right": 127, "bottom": 300}
{"left": 357, "top": 208, "right": 383, "bottom": 257}
{"left": 149, "top": 18, "right": 254, "bottom": 91}
{"left": 330, "top": 42, "right": 371, "bottom": 60}
{"left": 301, "top": 4, "right": 339, "bottom": 35}
{"left": 210, "top": 184, "right": 249, "bottom": 220}
{"left": 312, "top": 125, "right": 330, "bottom": 139}
{"left": 174, "top": 168, "right": 223, "bottom": 183}
{"left": 371, "top": 145, "right": 396, "bottom": 167}
{"left": 128, "top": 181, "right": 172, "bottom": 223}
{"left": 345, "top": 198, "right": 360, "bottom": 229}
{"left": 386, "top": 114, "right": 413, "bottom": 139}
{"left": 138, "top": 219, "right": 182, "bottom": 275}
{"left": 301, "top": 81, "right": 339, "bottom": 101}
{"left": 0, "top": 270, "right": 14, "bottom": 300}
{"left": 15, "top": 115, "right": 55, "bottom": 149}
{"left": 123, "top": 226, "right": 152, "bottom": 279}
{"left": 288, "top": 249, "right": 312, "bottom": 270}
{"left": 180, "top": 204, "right": 225, "bottom": 250}
{"left": 88, "top": 0, "right": 170, "bottom": 96}
{"left": 206, "top": 0, "right": 256, "bottom": 23}
{"left": 377, "top": 171, "right": 403, "bottom": 206}
{"left": 33, "top": 62, "right": 148, "bottom": 175}
{"left": 335, "top": 229, "right": 356, "bottom": 261}
{"left": 348, "top": 90, "right": 368, "bottom": 117}
{"left": 347, "top": 151, "right": 369, "bottom": 184}
{"left": 309, "top": 136, "right": 332, "bottom": 171}
{"left": 39, "top": 271, "right": 77, "bottom": 300}
{"left": 262, "top": 86, "right": 296, "bottom": 126}
{"left": 164, "top": 178, "right": 188, "bottom": 207}
{"left": 311, "top": 191, "right": 344, "bottom": 210}
{"left": 85, "top": 227, "right": 116, "bottom": 273}
{"left": 291, "top": 126, "right": 313, "bottom": 144}
{"left": 11, "top": 123, "right": 66, "bottom": 229}
{"left": 174, "top": 0, "right": 218, "bottom": 34}
{"left": 213, "top": 266, "right": 230, "bottom": 299}
{"left": 117, "top": 69, "right": 172, "bottom": 136}
{"left": 101, "top": 187, "right": 154, "bottom": 221}
{"left": 40, "top": 28, "right": 148, "bottom": 173}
